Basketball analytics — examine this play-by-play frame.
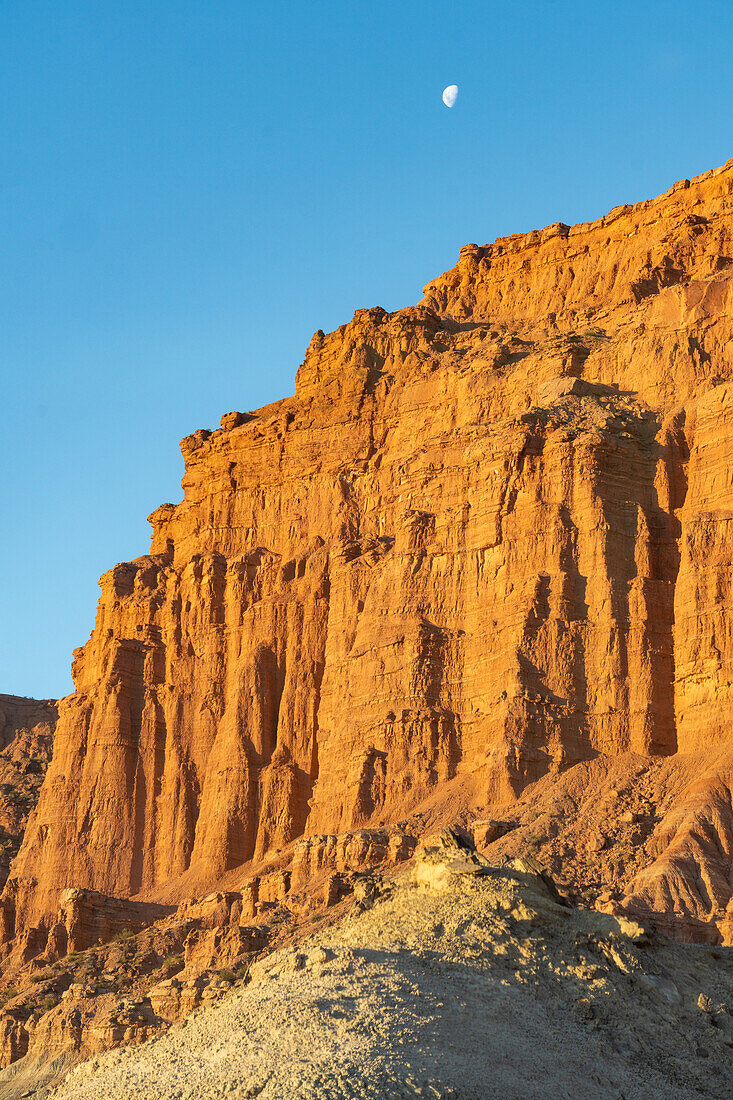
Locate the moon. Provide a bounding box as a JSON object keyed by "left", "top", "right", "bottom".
{"left": 442, "top": 84, "right": 458, "bottom": 108}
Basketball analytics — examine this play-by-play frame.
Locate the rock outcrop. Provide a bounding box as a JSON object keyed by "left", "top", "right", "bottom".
{"left": 43, "top": 843, "right": 733, "bottom": 1100}
{"left": 6, "top": 157, "right": 733, "bottom": 967}
{"left": 0, "top": 696, "right": 56, "bottom": 891}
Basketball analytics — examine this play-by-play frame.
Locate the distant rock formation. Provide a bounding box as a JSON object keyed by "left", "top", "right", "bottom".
{"left": 6, "top": 157, "right": 733, "bottom": 964}
{"left": 0, "top": 696, "right": 56, "bottom": 890}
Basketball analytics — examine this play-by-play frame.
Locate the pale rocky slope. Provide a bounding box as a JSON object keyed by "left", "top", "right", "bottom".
{"left": 33, "top": 839, "right": 733, "bottom": 1100}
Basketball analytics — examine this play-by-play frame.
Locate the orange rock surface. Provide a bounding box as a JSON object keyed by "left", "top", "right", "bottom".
{"left": 6, "top": 157, "right": 733, "bottom": 954}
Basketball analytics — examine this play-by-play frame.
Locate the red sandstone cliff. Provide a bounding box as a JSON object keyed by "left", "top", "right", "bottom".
{"left": 6, "top": 158, "right": 733, "bottom": 956}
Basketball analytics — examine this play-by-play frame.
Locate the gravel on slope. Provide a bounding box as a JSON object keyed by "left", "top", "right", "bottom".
{"left": 48, "top": 864, "right": 733, "bottom": 1100}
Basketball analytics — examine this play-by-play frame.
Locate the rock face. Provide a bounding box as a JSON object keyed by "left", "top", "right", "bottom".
{"left": 6, "top": 158, "right": 733, "bottom": 951}
{"left": 0, "top": 696, "right": 56, "bottom": 890}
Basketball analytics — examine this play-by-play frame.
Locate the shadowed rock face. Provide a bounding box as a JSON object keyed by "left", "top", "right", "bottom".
{"left": 6, "top": 158, "right": 733, "bottom": 948}
{"left": 0, "top": 697, "right": 56, "bottom": 890}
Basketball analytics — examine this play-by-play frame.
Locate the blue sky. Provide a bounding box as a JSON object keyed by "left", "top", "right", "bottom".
{"left": 3, "top": 0, "right": 733, "bottom": 699}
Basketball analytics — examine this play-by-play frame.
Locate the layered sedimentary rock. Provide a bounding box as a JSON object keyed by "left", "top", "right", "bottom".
{"left": 0, "top": 696, "right": 56, "bottom": 890}
{"left": 6, "top": 157, "right": 733, "bottom": 953}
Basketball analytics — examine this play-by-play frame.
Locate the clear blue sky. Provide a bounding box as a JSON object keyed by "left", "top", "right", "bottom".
{"left": 2, "top": 0, "right": 732, "bottom": 699}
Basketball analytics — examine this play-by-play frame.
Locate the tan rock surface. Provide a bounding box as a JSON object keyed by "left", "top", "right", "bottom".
{"left": 33, "top": 847, "right": 733, "bottom": 1100}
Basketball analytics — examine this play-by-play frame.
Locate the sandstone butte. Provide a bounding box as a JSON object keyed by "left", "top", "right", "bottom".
{"left": 6, "top": 155, "right": 733, "bottom": 992}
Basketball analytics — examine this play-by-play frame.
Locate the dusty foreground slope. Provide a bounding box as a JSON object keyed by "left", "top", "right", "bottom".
{"left": 33, "top": 847, "right": 733, "bottom": 1100}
